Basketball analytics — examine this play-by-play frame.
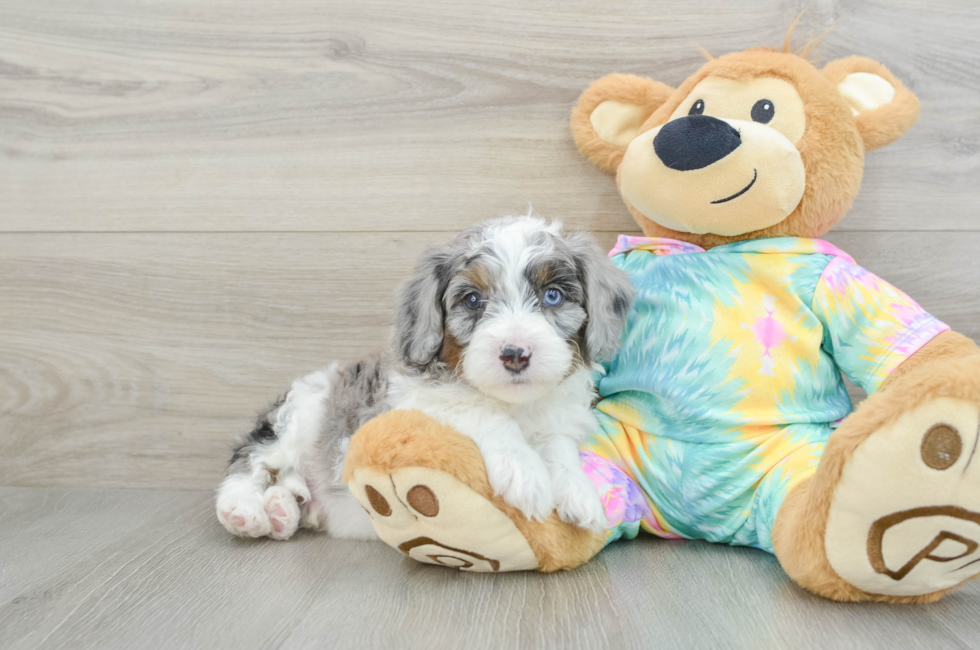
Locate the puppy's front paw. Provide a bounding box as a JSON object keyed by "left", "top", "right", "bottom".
{"left": 553, "top": 469, "right": 608, "bottom": 532}
{"left": 482, "top": 446, "right": 554, "bottom": 521}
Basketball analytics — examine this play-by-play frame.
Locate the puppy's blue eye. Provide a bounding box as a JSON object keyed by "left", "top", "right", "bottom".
{"left": 464, "top": 292, "right": 483, "bottom": 310}
{"left": 543, "top": 288, "right": 563, "bottom": 307}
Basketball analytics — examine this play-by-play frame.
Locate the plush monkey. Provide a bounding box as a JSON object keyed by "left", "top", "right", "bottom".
{"left": 343, "top": 42, "right": 980, "bottom": 603}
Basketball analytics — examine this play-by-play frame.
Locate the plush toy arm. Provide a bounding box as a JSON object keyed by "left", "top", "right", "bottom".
{"left": 882, "top": 330, "right": 980, "bottom": 390}
{"left": 811, "top": 253, "right": 979, "bottom": 396}
{"left": 812, "top": 256, "right": 953, "bottom": 395}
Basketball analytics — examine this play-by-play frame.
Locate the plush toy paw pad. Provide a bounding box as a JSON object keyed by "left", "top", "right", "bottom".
{"left": 347, "top": 466, "right": 540, "bottom": 572}
{"left": 826, "top": 397, "right": 980, "bottom": 596}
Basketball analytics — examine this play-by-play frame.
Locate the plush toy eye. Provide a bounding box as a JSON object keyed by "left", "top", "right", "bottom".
{"left": 463, "top": 292, "right": 483, "bottom": 310}
{"left": 688, "top": 99, "right": 705, "bottom": 116}
{"left": 751, "top": 99, "right": 775, "bottom": 124}
{"left": 542, "top": 288, "right": 563, "bottom": 307}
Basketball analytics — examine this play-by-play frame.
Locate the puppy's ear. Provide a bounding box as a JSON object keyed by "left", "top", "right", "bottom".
{"left": 571, "top": 74, "right": 674, "bottom": 175}
{"left": 823, "top": 56, "right": 920, "bottom": 152}
{"left": 567, "top": 233, "right": 634, "bottom": 363}
{"left": 394, "top": 244, "right": 457, "bottom": 370}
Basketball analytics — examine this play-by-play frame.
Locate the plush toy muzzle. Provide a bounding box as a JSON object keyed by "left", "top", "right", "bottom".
{"left": 618, "top": 110, "right": 806, "bottom": 236}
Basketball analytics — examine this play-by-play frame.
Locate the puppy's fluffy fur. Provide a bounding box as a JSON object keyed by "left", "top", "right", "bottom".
{"left": 216, "top": 217, "right": 634, "bottom": 540}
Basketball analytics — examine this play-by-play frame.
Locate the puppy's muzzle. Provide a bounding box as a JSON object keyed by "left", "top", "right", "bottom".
{"left": 499, "top": 345, "right": 531, "bottom": 373}
{"left": 654, "top": 115, "right": 742, "bottom": 171}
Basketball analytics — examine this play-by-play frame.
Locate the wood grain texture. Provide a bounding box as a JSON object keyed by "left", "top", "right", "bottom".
{"left": 0, "top": 487, "right": 978, "bottom": 650}
{"left": 1, "top": 231, "right": 977, "bottom": 490}
{"left": 2, "top": 0, "right": 979, "bottom": 233}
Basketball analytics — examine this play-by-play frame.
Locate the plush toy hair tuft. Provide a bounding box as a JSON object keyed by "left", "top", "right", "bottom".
{"left": 782, "top": 11, "right": 835, "bottom": 60}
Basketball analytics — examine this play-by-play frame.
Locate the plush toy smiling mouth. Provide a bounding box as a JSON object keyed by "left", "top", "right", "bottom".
{"left": 617, "top": 100, "right": 808, "bottom": 237}
{"left": 711, "top": 168, "right": 757, "bottom": 204}
{"left": 636, "top": 112, "right": 778, "bottom": 224}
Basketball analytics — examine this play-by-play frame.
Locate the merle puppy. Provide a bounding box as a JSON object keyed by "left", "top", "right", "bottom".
{"left": 216, "top": 217, "right": 633, "bottom": 540}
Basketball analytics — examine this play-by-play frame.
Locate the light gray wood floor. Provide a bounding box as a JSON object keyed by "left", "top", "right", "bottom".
{"left": 2, "top": 0, "right": 980, "bottom": 648}
{"left": 2, "top": 487, "right": 979, "bottom": 650}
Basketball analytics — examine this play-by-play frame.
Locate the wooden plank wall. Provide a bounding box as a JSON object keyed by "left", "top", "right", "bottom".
{"left": 2, "top": 0, "right": 979, "bottom": 489}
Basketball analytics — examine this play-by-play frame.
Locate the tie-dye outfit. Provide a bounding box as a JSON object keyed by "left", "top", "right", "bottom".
{"left": 581, "top": 236, "right": 948, "bottom": 553}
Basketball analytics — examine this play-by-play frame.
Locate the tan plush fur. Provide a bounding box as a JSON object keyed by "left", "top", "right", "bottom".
{"left": 572, "top": 49, "right": 920, "bottom": 249}
{"left": 570, "top": 74, "right": 674, "bottom": 175}
{"left": 882, "top": 331, "right": 980, "bottom": 390}
{"left": 822, "top": 56, "right": 921, "bottom": 152}
{"left": 344, "top": 409, "right": 606, "bottom": 572}
{"left": 772, "top": 337, "right": 980, "bottom": 602}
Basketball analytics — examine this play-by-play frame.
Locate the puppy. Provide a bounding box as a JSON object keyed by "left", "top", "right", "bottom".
{"left": 216, "top": 216, "right": 634, "bottom": 541}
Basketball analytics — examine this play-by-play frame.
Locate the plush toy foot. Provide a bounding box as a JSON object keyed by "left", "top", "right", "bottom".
{"left": 342, "top": 410, "right": 606, "bottom": 572}
{"left": 774, "top": 356, "right": 980, "bottom": 602}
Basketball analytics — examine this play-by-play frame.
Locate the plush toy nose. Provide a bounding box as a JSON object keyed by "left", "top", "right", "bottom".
{"left": 499, "top": 345, "right": 531, "bottom": 373}
{"left": 654, "top": 115, "right": 742, "bottom": 171}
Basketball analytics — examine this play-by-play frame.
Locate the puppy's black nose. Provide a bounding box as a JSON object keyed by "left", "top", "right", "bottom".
{"left": 499, "top": 345, "right": 531, "bottom": 373}
{"left": 653, "top": 115, "right": 741, "bottom": 171}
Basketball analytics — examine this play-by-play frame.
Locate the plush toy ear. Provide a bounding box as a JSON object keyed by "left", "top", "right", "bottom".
{"left": 571, "top": 74, "right": 674, "bottom": 174}
{"left": 823, "top": 56, "right": 920, "bottom": 152}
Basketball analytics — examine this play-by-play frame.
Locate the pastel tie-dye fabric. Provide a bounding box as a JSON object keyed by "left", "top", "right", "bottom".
{"left": 581, "top": 236, "right": 949, "bottom": 553}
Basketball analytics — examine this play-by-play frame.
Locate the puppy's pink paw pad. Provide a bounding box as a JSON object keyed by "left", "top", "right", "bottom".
{"left": 263, "top": 486, "right": 300, "bottom": 541}
{"left": 216, "top": 496, "right": 271, "bottom": 539}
